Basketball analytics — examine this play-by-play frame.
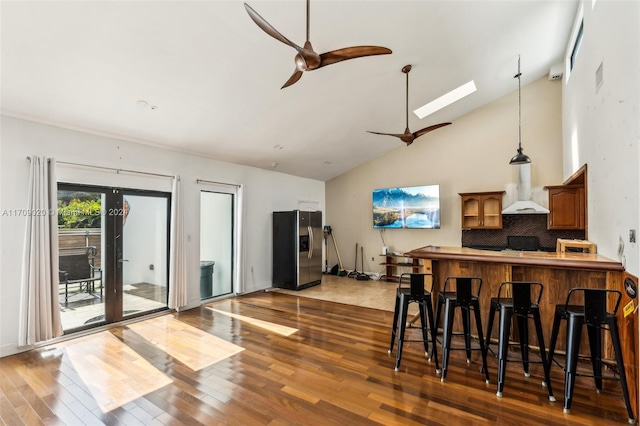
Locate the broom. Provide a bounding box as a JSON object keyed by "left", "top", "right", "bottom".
{"left": 356, "top": 246, "right": 371, "bottom": 281}
{"left": 330, "top": 230, "right": 348, "bottom": 276}
{"left": 348, "top": 243, "right": 360, "bottom": 278}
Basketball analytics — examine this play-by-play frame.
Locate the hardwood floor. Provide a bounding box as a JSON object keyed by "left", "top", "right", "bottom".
{"left": 0, "top": 290, "right": 634, "bottom": 425}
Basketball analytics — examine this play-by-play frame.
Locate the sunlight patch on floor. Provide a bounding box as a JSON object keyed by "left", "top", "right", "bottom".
{"left": 54, "top": 331, "right": 172, "bottom": 413}
{"left": 127, "top": 315, "right": 244, "bottom": 371}
{"left": 207, "top": 307, "right": 298, "bottom": 336}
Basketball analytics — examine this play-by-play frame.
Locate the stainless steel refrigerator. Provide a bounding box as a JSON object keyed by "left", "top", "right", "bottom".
{"left": 273, "top": 210, "right": 323, "bottom": 290}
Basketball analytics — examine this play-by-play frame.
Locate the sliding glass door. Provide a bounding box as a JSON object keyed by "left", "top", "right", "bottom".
{"left": 57, "top": 184, "right": 169, "bottom": 332}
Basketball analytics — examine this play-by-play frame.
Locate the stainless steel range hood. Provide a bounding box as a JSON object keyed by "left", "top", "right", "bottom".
{"left": 502, "top": 200, "right": 549, "bottom": 214}
{"left": 502, "top": 164, "right": 549, "bottom": 214}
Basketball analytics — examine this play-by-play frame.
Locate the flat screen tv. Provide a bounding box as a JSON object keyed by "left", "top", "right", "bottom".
{"left": 373, "top": 185, "right": 440, "bottom": 229}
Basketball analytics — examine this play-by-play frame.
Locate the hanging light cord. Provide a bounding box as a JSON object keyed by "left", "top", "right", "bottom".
{"left": 306, "top": 0, "right": 310, "bottom": 41}
{"left": 516, "top": 55, "right": 522, "bottom": 150}
{"left": 509, "top": 54, "right": 530, "bottom": 165}
{"left": 405, "top": 70, "right": 409, "bottom": 129}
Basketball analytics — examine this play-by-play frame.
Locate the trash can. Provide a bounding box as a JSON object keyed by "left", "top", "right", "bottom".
{"left": 200, "top": 261, "right": 215, "bottom": 299}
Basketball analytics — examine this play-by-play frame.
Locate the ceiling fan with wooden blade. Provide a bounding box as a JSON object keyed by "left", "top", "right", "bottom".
{"left": 244, "top": 0, "right": 392, "bottom": 89}
{"left": 368, "top": 65, "right": 451, "bottom": 146}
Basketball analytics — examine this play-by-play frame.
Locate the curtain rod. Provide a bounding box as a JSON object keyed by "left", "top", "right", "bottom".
{"left": 27, "top": 157, "right": 174, "bottom": 179}
{"left": 196, "top": 179, "right": 242, "bottom": 188}
{"left": 25, "top": 156, "right": 51, "bottom": 163}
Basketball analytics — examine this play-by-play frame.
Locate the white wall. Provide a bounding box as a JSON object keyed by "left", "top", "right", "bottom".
{"left": 562, "top": 0, "right": 639, "bottom": 276}
{"left": 326, "top": 77, "right": 563, "bottom": 273}
{"left": 0, "top": 116, "right": 325, "bottom": 356}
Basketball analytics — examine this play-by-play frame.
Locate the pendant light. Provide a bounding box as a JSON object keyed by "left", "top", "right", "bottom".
{"left": 509, "top": 55, "right": 531, "bottom": 165}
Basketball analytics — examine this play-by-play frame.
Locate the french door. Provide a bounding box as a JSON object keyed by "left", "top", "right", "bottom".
{"left": 57, "top": 183, "right": 170, "bottom": 332}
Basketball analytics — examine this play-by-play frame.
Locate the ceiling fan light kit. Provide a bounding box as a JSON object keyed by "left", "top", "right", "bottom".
{"left": 367, "top": 64, "right": 451, "bottom": 146}
{"left": 509, "top": 55, "right": 531, "bottom": 165}
{"left": 244, "top": 0, "right": 392, "bottom": 89}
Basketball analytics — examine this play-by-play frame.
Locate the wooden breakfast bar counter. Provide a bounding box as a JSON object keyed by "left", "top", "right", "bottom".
{"left": 405, "top": 245, "right": 638, "bottom": 416}
{"left": 405, "top": 245, "right": 625, "bottom": 272}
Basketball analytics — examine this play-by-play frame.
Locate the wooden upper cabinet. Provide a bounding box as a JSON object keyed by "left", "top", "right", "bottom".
{"left": 459, "top": 191, "right": 505, "bottom": 229}
{"left": 545, "top": 164, "right": 588, "bottom": 231}
{"left": 546, "top": 185, "right": 585, "bottom": 230}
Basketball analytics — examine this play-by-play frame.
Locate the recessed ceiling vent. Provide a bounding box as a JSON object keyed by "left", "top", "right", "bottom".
{"left": 595, "top": 61, "right": 604, "bottom": 91}
{"left": 548, "top": 63, "right": 563, "bottom": 81}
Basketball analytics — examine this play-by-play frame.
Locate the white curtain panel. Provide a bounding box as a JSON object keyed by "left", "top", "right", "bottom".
{"left": 168, "top": 176, "right": 187, "bottom": 309}
{"left": 19, "top": 156, "right": 63, "bottom": 346}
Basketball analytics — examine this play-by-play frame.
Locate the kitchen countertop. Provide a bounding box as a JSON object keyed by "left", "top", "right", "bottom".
{"left": 404, "top": 245, "right": 624, "bottom": 272}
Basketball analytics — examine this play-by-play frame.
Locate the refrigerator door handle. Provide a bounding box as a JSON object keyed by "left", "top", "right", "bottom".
{"left": 308, "top": 226, "right": 313, "bottom": 259}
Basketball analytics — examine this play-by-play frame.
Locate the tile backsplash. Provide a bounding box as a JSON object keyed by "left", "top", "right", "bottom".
{"left": 461, "top": 214, "right": 586, "bottom": 251}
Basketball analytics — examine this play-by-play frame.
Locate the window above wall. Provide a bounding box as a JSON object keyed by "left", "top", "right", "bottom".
{"left": 565, "top": 4, "right": 585, "bottom": 83}
{"left": 570, "top": 20, "right": 584, "bottom": 72}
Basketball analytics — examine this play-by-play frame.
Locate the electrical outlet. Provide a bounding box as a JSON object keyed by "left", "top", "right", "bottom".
{"left": 371, "top": 257, "right": 374, "bottom": 261}
{"left": 630, "top": 229, "right": 636, "bottom": 243}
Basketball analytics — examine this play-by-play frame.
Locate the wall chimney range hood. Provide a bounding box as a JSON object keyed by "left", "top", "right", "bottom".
{"left": 502, "top": 164, "right": 549, "bottom": 214}
{"left": 502, "top": 200, "right": 549, "bottom": 214}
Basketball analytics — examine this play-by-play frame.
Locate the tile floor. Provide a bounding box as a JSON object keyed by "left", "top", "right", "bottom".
{"left": 271, "top": 274, "right": 399, "bottom": 312}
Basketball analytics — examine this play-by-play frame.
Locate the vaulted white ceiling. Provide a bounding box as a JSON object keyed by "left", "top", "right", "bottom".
{"left": 0, "top": 1, "right": 578, "bottom": 181}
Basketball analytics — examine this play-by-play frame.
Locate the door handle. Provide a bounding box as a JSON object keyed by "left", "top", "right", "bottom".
{"left": 308, "top": 226, "right": 313, "bottom": 259}
{"left": 118, "top": 259, "right": 129, "bottom": 263}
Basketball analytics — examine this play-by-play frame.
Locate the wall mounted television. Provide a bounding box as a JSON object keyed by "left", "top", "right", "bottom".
{"left": 373, "top": 185, "right": 440, "bottom": 229}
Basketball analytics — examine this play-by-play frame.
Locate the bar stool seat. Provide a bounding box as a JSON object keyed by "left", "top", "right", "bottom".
{"left": 388, "top": 273, "right": 438, "bottom": 372}
{"left": 484, "top": 281, "right": 555, "bottom": 401}
{"left": 434, "top": 276, "right": 489, "bottom": 383}
{"left": 548, "top": 288, "right": 635, "bottom": 423}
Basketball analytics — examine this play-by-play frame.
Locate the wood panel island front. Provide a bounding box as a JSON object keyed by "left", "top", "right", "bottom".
{"left": 404, "top": 245, "right": 638, "bottom": 417}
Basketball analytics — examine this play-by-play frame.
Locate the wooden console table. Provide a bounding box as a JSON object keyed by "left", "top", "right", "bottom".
{"left": 379, "top": 253, "right": 426, "bottom": 282}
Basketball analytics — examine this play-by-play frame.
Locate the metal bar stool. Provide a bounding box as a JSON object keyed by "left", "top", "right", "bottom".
{"left": 484, "top": 281, "right": 555, "bottom": 400}
{"left": 388, "top": 273, "right": 438, "bottom": 372}
{"left": 434, "top": 276, "right": 489, "bottom": 383}
{"left": 548, "top": 288, "right": 635, "bottom": 422}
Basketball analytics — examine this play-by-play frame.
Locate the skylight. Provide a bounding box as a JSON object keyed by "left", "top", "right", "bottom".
{"left": 413, "top": 80, "right": 477, "bottom": 119}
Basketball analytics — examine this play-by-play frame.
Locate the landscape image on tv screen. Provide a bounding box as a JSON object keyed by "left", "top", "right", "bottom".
{"left": 373, "top": 185, "right": 440, "bottom": 229}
